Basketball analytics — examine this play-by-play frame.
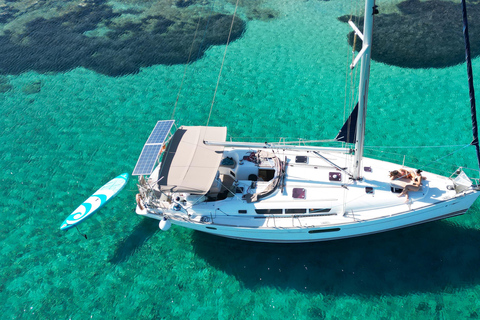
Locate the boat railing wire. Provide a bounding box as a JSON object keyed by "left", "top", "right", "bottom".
{"left": 364, "top": 143, "right": 479, "bottom": 177}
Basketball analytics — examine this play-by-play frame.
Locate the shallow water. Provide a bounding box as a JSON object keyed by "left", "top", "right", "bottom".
{"left": 2, "top": 0, "right": 480, "bottom": 318}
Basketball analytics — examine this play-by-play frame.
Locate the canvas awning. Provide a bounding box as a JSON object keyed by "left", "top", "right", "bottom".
{"left": 158, "top": 126, "right": 227, "bottom": 193}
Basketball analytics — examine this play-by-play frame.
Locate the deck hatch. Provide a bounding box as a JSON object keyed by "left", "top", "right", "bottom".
{"left": 329, "top": 172, "right": 342, "bottom": 181}
{"left": 295, "top": 156, "right": 308, "bottom": 163}
{"left": 292, "top": 188, "right": 306, "bottom": 199}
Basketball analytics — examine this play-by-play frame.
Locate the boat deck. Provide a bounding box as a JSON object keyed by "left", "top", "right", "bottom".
{"left": 136, "top": 147, "right": 479, "bottom": 242}
{"left": 178, "top": 149, "right": 458, "bottom": 229}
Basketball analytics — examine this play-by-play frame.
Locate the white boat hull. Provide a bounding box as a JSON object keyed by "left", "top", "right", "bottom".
{"left": 136, "top": 190, "right": 479, "bottom": 243}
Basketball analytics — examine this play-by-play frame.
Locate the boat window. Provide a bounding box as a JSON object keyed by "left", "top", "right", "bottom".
{"left": 309, "top": 208, "right": 331, "bottom": 213}
{"left": 255, "top": 209, "right": 283, "bottom": 214}
{"left": 238, "top": 210, "right": 247, "bottom": 214}
{"left": 365, "top": 187, "right": 374, "bottom": 194}
{"left": 285, "top": 208, "right": 307, "bottom": 214}
{"left": 308, "top": 228, "right": 341, "bottom": 234}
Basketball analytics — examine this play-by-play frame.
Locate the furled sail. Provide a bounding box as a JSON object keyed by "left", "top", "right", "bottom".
{"left": 334, "top": 103, "right": 358, "bottom": 143}
{"left": 461, "top": 0, "right": 480, "bottom": 170}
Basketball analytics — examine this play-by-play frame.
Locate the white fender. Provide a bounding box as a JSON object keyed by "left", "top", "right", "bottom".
{"left": 159, "top": 217, "right": 171, "bottom": 231}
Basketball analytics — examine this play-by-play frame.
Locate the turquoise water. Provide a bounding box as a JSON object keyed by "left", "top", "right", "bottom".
{"left": 2, "top": 0, "right": 480, "bottom": 318}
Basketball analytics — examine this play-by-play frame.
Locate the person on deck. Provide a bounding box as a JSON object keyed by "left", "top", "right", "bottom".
{"left": 398, "top": 169, "right": 426, "bottom": 201}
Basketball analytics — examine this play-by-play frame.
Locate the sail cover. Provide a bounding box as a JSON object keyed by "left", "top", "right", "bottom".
{"left": 335, "top": 103, "right": 358, "bottom": 143}
{"left": 158, "top": 126, "right": 227, "bottom": 193}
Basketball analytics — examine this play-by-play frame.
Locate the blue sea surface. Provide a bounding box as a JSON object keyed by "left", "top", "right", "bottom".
{"left": 2, "top": 0, "right": 480, "bottom": 318}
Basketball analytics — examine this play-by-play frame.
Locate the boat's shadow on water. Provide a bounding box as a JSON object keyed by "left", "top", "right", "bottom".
{"left": 109, "top": 219, "right": 159, "bottom": 264}
{"left": 191, "top": 221, "right": 480, "bottom": 295}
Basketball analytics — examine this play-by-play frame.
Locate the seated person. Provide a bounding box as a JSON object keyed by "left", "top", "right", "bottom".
{"left": 398, "top": 169, "right": 426, "bottom": 201}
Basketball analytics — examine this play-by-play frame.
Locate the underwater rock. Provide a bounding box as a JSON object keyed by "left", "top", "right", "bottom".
{"left": 175, "top": 0, "right": 196, "bottom": 8}
{"left": 22, "top": 80, "right": 42, "bottom": 94}
{"left": 0, "top": 76, "right": 13, "bottom": 93}
{"left": 338, "top": 0, "right": 480, "bottom": 69}
{"left": 0, "top": 5, "right": 19, "bottom": 24}
{"left": 0, "top": 2, "right": 246, "bottom": 77}
{"left": 246, "top": 8, "right": 279, "bottom": 21}
{"left": 119, "top": 8, "right": 144, "bottom": 15}
{"left": 0, "top": 84, "right": 13, "bottom": 93}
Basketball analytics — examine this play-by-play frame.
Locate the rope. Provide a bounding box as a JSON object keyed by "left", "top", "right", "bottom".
{"left": 171, "top": 0, "right": 217, "bottom": 119}
{"left": 195, "top": 0, "right": 218, "bottom": 62}
{"left": 171, "top": 16, "right": 203, "bottom": 120}
{"left": 206, "top": 0, "right": 240, "bottom": 126}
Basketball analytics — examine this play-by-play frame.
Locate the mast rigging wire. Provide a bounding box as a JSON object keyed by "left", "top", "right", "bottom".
{"left": 206, "top": 0, "right": 240, "bottom": 126}
{"left": 171, "top": 16, "right": 203, "bottom": 120}
{"left": 171, "top": 0, "right": 217, "bottom": 120}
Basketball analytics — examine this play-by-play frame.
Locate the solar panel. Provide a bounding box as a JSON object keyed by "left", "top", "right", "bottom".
{"left": 146, "top": 120, "right": 175, "bottom": 144}
{"left": 132, "top": 120, "right": 175, "bottom": 176}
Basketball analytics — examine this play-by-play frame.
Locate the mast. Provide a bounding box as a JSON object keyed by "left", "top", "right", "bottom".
{"left": 461, "top": 0, "right": 480, "bottom": 171}
{"left": 350, "top": 0, "right": 377, "bottom": 180}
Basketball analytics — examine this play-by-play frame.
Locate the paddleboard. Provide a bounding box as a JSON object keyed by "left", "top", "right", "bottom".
{"left": 60, "top": 173, "right": 129, "bottom": 231}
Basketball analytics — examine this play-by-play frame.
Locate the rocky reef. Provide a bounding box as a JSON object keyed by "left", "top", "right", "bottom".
{"left": 0, "top": 76, "right": 13, "bottom": 93}
{"left": 0, "top": 0, "right": 248, "bottom": 76}
{"left": 339, "top": 0, "right": 480, "bottom": 69}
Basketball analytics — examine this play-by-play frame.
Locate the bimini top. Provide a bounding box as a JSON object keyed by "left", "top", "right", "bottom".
{"left": 158, "top": 126, "right": 227, "bottom": 193}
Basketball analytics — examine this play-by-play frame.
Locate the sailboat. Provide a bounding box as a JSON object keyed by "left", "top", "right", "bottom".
{"left": 131, "top": 0, "right": 480, "bottom": 243}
